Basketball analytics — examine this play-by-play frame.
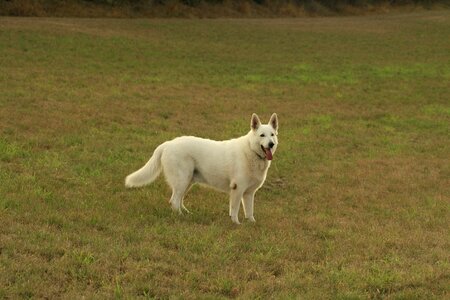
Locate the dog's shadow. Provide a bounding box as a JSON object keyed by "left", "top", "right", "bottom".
{"left": 150, "top": 206, "right": 257, "bottom": 229}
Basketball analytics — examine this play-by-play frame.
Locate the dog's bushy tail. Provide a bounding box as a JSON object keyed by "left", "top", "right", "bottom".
{"left": 125, "top": 143, "right": 165, "bottom": 188}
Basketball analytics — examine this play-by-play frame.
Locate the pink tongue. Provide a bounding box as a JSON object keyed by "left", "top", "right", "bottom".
{"left": 264, "top": 148, "right": 273, "bottom": 160}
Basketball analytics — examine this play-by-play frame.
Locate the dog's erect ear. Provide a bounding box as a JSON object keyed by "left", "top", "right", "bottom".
{"left": 269, "top": 113, "right": 278, "bottom": 131}
{"left": 251, "top": 113, "right": 261, "bottom": 130}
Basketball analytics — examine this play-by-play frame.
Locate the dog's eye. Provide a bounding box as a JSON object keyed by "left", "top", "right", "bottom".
{"left": 271, "top": 133, "right": 274, "bottom": 136}
{"left": 260, "top": 134, "right": 265, "bottom": 137}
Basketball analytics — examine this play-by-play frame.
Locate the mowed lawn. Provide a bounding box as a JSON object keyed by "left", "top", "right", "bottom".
{"left": 0, "top": 11, "right": 449, "bottom": 299}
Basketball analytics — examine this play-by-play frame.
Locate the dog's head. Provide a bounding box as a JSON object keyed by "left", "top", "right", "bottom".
{"left": 249, "top": 113, "right": 278, "bottom": 160}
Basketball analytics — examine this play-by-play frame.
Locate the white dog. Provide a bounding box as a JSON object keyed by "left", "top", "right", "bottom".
{"left": 125, "top": 113, "right": 278, "bottom": 224}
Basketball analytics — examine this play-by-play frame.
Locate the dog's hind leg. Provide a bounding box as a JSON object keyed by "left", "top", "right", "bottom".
{"left": 179, "top": 184, "right": 194, "bottom": 214}
{"left": 162, "top": 156, "right": 194, "bottom": 214}
{"left": 167, "top": 174, "right": 192, "bottom": 214}
{"left": 181, "top": 202, "right": 192, "bottom": 214}
{"left": 169, "top": 189, "right": 187, "bottom": 214}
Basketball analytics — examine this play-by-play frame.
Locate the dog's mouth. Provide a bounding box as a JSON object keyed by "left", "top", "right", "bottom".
{"left": 261, "top": 145, "right": 273, "bottom": 160}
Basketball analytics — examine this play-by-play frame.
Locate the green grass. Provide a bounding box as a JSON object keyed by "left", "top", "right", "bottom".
{"left": 1, "top": 12, "right": 449, "bottom": 298}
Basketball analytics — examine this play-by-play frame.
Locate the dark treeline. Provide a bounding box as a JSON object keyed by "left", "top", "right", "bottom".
{"left": 87, "top": 0, "right": 448, "bottom": 7}
{"left": 1, "top": 0, "right": 449, "bottom": 17}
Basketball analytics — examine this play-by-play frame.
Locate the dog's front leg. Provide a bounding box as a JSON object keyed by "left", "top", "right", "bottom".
{"left": 242, "top": 190, "right": 256, "bottom": 222}
{"left": 229, "top": 189, "right": 243, "bottom": 225}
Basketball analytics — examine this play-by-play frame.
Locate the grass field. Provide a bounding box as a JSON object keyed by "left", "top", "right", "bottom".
{"left": 1, "top": 11, "right": 449, "bottom": 299}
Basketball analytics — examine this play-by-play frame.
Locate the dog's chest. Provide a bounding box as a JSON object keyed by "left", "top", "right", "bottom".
{"left": 246, "top": 157, "right": 270, "bottom": 183}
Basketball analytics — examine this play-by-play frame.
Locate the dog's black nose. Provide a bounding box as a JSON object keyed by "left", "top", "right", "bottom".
{"left": 269, "top": 142, "right": 275, "bottom": 149}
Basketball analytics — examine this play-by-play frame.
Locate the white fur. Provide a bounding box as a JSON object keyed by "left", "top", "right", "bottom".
{"left": 125, "top": 113, "right": 279, "bottom": 224}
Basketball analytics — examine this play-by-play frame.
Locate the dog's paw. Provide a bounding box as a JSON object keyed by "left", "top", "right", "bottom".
{"left": 247, "top": 216, "right": 256, "bottom": 223}
{"left": 182, "top": 205, "right": 192, "bottom": 214}
{"left": 231, "top": 215, "right": 241, "bottom": 225}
